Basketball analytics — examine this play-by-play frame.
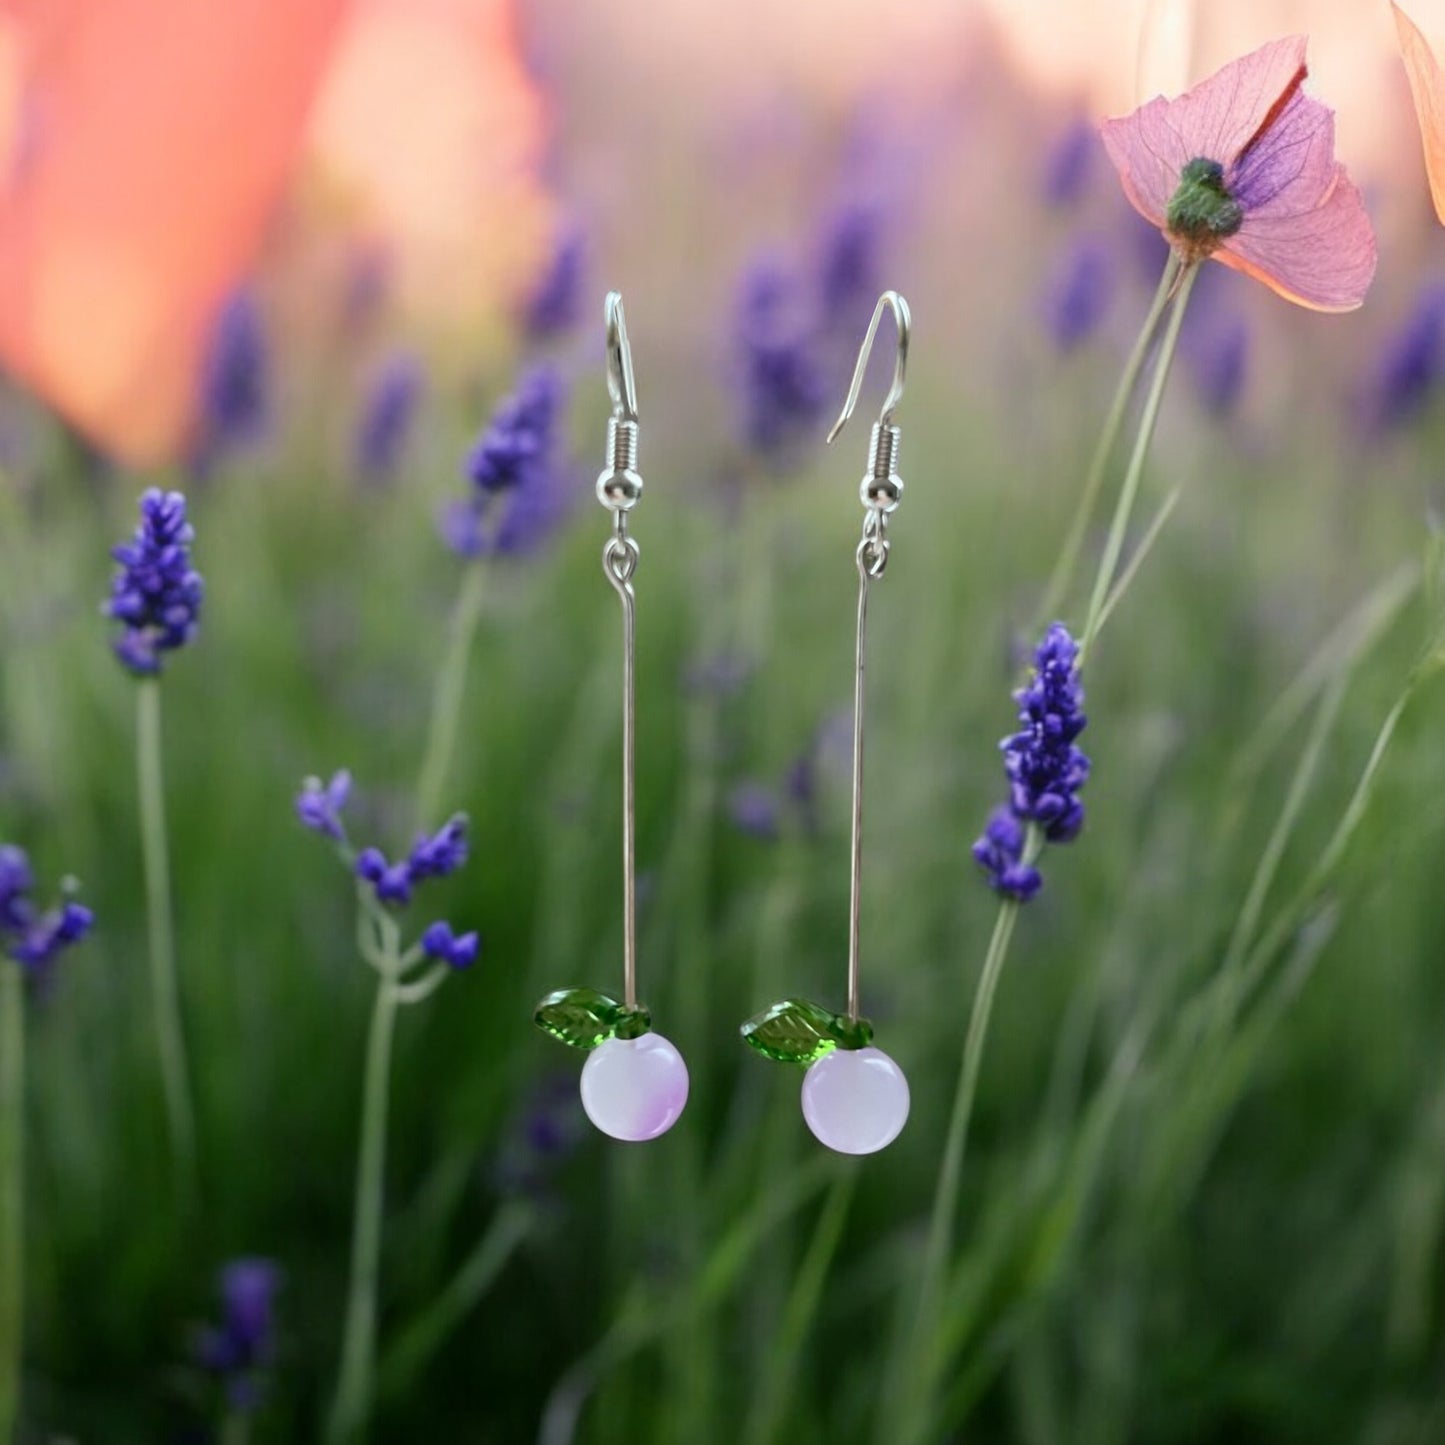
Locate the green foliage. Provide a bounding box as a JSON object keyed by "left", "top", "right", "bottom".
{"left": 1, "top": 348, "right": 1443, "bottom": 1445}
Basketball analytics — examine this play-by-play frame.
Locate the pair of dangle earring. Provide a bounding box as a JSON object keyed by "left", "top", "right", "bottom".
{"left": 532, "top": 291, "right": 691, "bottom": 1142}
{"left": 533, "top": 289, "right": 913, "bottom": 1158}
{"left": 740, "top": 292, "right": 912, "bottom": 1157}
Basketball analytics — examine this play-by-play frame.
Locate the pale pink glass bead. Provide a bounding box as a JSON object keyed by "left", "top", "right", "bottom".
{"left": 580, "top": 1033, "right": 689, "bottom": 1142}
{"left": 800, "top": 1046, "right": 910, "bottom": 1156}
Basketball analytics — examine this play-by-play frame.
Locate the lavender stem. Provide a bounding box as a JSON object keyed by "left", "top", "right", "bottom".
{"left": 415, "top": 562, "right": 487, "bottom": 830}
{"left": 137, "top": 678, "right": 196, "bottom": 1181}
{"left": 328, "top": 971, "right": 399, "bottom": 1444}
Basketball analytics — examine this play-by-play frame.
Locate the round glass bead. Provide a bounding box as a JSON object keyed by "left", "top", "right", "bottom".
{"left": 800, "top": 1046, "right": 909, "bottom": 1155}
{"left": 579, "top": 1033, "right": 689, "bottom": 1142}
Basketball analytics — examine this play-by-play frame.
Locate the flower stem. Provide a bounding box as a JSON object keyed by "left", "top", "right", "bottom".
{"left": 891, "top": 888, "right": 1023, "bottom": 1444}
{"left": 414, "top": 562, "right": 487, "bottom": 828}
{"left": 328, "top": 975, "right": 399, "bottom": 1445}
{"left": 1078, "top": 262, "right": 1200, "bottom": 662}
{"left": 1034, "top": 251, "right": 1181, "bottom": 634}
{"left": 0, "top": 965, "right": 23, "bottom": 1442}
{"left": 136, "top": 678, "right": 196, "bottom": 1182}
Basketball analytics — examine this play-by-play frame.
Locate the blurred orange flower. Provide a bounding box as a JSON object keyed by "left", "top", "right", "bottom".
{"left": 1394, "top": 2, "right": 1445, "bottom": 224}
{"left": 0, "top": 0, "right": 353, "bottom": 466}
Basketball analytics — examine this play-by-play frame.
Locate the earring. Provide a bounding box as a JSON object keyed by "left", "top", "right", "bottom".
{"left": 532, "top": 292, "right": 689, "bottom": 1142}
{"left": 741, "top": 291, "right": 912, "bottom": 1156}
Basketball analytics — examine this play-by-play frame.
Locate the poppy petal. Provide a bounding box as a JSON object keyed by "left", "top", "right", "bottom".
{"left": 1101, "top": 35, "right": 1309, "bottom": 230}
{"left": 1167, "top": 35, "right": 1308, "bottom": 168}
{"left": 1393, "top": 2, "right": 1445, "bottom": 225}
{"left": 1099, "top": 96, "right": 1194, "bottom": 226}
{"left": 1217, "top": 168, "right": 1377, "bottom": 312}
{"left": 1227, "top": 90, "right": 1338, "bottom": 217}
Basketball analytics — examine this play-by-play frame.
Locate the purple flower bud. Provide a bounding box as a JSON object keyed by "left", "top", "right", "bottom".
{"left": 354, "top": 352, "right": 424, "bottom": 485}
{"left": 193, "top": 288, "right": 268, "bottom": 471}
{"left": 1044, "top": 238, "right": 1116, "bottom": 352}
{"left": 445, "top": 366, "right": 571, "bottom": 560}
{"left": 1362, "top": 283, "right": 1445, "bottom": 433}
{"left": 522, "top": 226, "right": 586, "bottom": 341}
{"left": 356, "top": 848, "right": 412, "bottom": 907}
{"left": 465, "top": 365, "right": 563, "bottom": 494}
{"left": 816, "top": 199, "right": 883, "bottom": 330}
{"left": 409, "top": 815, "right": 468, "bottom": 880}
{"left": 0, "top": 846, "right": 34, "bottom": 932}
{"left": 972, "top": 807, "right": 1042, "bottom": 901}
{"left": 195, "top": 1258, "right": 280, "bottom": 1416}
{"left": 295, "top": 771, "right": 351, "bottom": 841}
{"left": 974, "top": 624, "right": 1090, "bottom": 902}
{"left": 1043, "top": 117, "right": 1096, "bottom": 208}
{"left": 734, "top": 255, "right": 829, "bottom": 458}
{"left": 421, "top": 921, "right": 480, "bottom": 969}
{"left": 105, "top": 489, "right": 202, "bottom": 676}
{"left": 0, "top": 845, "right": 93, "bottom": 973}
{"left": 1191, "top": 314, "right": 1249, "bottom": 417}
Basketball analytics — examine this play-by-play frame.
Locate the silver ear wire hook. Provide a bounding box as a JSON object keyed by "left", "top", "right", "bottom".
{"left": 595, "top": 292, "right": 644, "bottom": 1009}
{"left": 828, "top": 290, "right": 910, "bottom": 521}
{"left": 604, "top": 290, "right": 639, "bottom": 422}
{"left": 597, "top": 290, "right": 643, "bottom": 514}
{"left": 832, "top": 290, "right": 910, "bottom": 1024}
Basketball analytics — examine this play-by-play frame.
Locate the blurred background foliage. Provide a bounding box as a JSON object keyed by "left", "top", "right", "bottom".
{"left": 4, "top": 1, "right": 1445, "bottom": 1442}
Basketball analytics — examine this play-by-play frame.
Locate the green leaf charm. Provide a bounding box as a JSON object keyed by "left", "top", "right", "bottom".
{"left": 741, "top": 998, "right": 874, "bottom": 1065}
{"left": 533, "top": 988, "right": 651, "bottom": 1049}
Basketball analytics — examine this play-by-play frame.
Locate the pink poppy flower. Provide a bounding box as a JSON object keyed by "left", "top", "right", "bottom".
{"left": 1100, "top": 35, "right": 1376, "bottom": 313}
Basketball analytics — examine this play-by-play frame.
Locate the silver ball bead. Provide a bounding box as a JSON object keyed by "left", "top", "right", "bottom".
{"left": 861, "top": 474, "right": 903, "bottom": 513}
{"left": 596, "top": 468, "right": 644, "bottom": 511}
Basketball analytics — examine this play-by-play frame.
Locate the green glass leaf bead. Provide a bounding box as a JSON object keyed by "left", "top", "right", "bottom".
{"left": 829, "top": 1013, "right": 875, "bottom": 1052}
{"left": 533, "top": 988, "right": 653, "bottom": 1048}
{"left": 611, "top": 1005, "right": 653, "bottom": 1041}
{"left": 741, "top": 998, "right": 877, "bottom": 1064}
{"left": 534, "top": 988, "right": 624, "bottom": 1049}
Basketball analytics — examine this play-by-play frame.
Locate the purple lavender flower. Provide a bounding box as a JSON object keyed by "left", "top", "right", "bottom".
{"left": 734, "top": 255, "right": 829, "bottom": 458}
{"left": 421, "top": 921, "right": 480, "bottom": 969}
{"left": 971, "top": 808, "right": 1042, "bottom": 902}
{"left": 0, "top": 846, "right": 32, "bottom": 932}
{"left": 354, "top": 352, "right": 423, "bottom": 485}
{"left": 1189, "top": 313, "right": 1249, "bottom": 417}
{"left": 193, "top": 288, "right": 267, "bottom": 470}
{"left": 0, "top": 844, "right": 94, "bottom": 973}
{"left": 350, "top": 814, "right": 469, "bottom": 908}
{"left": 1043, "top": 117, "right": 1097, "bottom": 208}
{"left": 356, "top": 848, "right": 413, "bottom": 907}
{"left": 728, "top": 782, "right": 781, "bottom": 841}
{"left": 522, "top": 226, "right": 586, "bottom": 341}
{"left": 816, "top": 200, "right": 883, "bottom": 332}
{"left": 974, "top": 624, "right": 1090, "bottom": 901}
{"left": 295, "top": 771, "right": 351, "bottom": 842}
{"left": 408, "top": 815, "right": 469, "bottom": 880}
{"left": 1362, "top": 284, "right": 1445, "bottom": 432}
{"left": 105, "top": 489, "right": 203, "bottom": 676}
{"left": 445, "top": 366, "right": 570, "bottom": 559}
{"left": 465, "top": 365, "right": 563, "bottom": 493}
{"left": 195, "top": 1258, "right": 280, "bottom": 1414}
{"left": 1044, "top": 238, "right": 1116, "bottom": 352}
{"left": 1003, "top": 625, "right": 1089, "bottom": 841}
